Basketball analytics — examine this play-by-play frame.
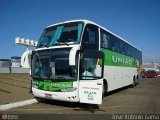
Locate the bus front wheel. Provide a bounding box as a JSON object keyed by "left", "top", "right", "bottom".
{"left": 35, "top": 97, "right": 45, "bottom": 103}
{"left": 102, "top": 80, "right": 107, "bottom": 98}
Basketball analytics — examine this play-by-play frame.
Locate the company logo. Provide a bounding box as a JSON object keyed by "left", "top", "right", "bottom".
{"left": 51, "top": 83, "right": 72, "bottom": 88}
{"left": 2, "top": 114, "right": 7, "bottom": 120}
{"left": 112, "top": 56, "right": 133, "bottom": 65}
{"left": 1, "top": 114, "right": 18, "bottom": 120}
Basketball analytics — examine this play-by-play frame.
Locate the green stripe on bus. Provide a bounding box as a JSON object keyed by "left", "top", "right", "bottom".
{"left": 32, "top": 80, "right": 73, "bottom": 91}
{"left": 101, "top": 48, "right": 137, "bottom": 67}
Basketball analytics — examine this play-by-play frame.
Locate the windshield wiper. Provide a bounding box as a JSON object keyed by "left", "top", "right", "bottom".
{"left": 38, "top": 44, "right": 49, "bottom": 48}
{"left": 55, "top": 42, "right": 69, "bottom": 46}
{"left": 52, "top": 76, "right": 71, "bottom": 82}
{"left": 55, "top": 42, "right": 74, "bottom": 46}
{"left": 54, "top": 76, "right": 66, "bottom": 79}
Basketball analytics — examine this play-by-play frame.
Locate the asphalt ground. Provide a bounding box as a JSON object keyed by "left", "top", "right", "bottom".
{"left": 0, "top": 74, "right": 160, "bottom": 120}
{"left": 0, "top": 74, "right": 32, "bottom": 105}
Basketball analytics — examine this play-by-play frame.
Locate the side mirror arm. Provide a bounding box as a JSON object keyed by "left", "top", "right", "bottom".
{"left": 69, "top": 46, "right": 80, "bottom": 66}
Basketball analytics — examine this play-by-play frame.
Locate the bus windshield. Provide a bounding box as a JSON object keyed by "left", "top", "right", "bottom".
{"left": 32, "top": 48, "right": 77, "bottom": 81}
{"left": 37, "top": 22, "right": 83, "bottom": 48}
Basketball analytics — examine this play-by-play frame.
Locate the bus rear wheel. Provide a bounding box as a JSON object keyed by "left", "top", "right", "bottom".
{"left": 132, "top": 77, "right": 136, "bottom": 88}
{"left": 136, "top": 75, "right": 139, "bottom": 84}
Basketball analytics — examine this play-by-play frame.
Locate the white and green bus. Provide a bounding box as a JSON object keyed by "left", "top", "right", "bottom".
{"left": 23, "top": 20, "right": 142, "bottom": 105}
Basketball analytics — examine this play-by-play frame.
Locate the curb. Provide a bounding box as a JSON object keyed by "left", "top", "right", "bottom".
{"left": 0, "top": 99, "right": 37, "bottom": 111}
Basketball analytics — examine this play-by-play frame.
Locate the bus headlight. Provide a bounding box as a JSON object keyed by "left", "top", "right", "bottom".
{"left": 61, "top": 87, "right": 77, "bottom": 92}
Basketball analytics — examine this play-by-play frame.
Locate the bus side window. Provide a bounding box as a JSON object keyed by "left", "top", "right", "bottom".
{"left": 101, "top": 30, "right": 111, "bottom": 50}
{"left": 80, "top": 51, "right": 104, "bottom": 80}
{"left": 119, "top": 41, "right": 125, "bottom": 54}
{"left": 111, "top": 38, "right": 116, "bottom": 51}
{"left": 81, "top": 58, "right": 97, "bottom": 79}
{"left": 102, "top": 34, "right": 108, "bottom": 48}
{"left": 82, "top": 24, "right": 99, "bottom": 50}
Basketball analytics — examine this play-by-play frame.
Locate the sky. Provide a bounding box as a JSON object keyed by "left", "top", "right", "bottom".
{"left": 0, "top": 0, "right": 160, "bottom": 61}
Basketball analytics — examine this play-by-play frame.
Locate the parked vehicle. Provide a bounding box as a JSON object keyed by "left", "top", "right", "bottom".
{"left": 21, "top": 20, "right": 142, "bottom": 105}
{"left": 142, "top": 70, "right": 157, "bottom": 78}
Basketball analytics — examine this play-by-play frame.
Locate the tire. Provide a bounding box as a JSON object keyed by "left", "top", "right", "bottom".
{"left": 136, "top": 76, "right": 139, "bottom": 84}
{"left": 132, "top": 77, "right": 136, "bottom": 88}
{"left": 102, "top": 85, "right": 105, "bottom": 99}
{"left": 35, "top": 97, "right": 45, "bottom": 103}
{"left": 102, "top": 81, "right": 107, "bottom": 98}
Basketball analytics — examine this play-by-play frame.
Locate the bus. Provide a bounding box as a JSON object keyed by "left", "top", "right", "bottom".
{"left": 22, "top": 20, "right": 142, "bottom": 105}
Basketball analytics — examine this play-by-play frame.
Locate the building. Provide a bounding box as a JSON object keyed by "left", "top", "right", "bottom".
{"left": 0, "top": 58, "right": 29, "bottom": 73}
{"left": 11, "top": 56, "right": 21, "bottom": 67}
{"left": 0, "top": 59, "right": 11, "bottom": 68}
{"left": 143, "top": 62, "right": 160, "bottom": 74}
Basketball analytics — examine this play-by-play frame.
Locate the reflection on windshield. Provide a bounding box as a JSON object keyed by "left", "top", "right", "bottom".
{"left": 37, "top": 22, "right": 83, "bottom": 48}
{"left": 32, "top": 48, "right": 77, "bottom": 81}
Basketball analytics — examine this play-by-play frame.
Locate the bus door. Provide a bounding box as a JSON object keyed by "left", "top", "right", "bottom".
{"left": 79, "top": 50, "right": 104, "bottom": 104}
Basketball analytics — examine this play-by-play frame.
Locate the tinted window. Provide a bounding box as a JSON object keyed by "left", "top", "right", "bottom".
{"left": 101, "top": 30, "right": 111, "bottom": 50}
{"left": 32, "top": 48, "right": 77, "bottom": 81}
{"left": 82, "top": 24, "right": 99, "bottom": 50}
{"left": 101, "top": 29, "right": 119, "bottom": 52}
{"left": 100, "top": 29, "right": 142, "bottom": 63}
{"left": 37, "top": 22, "right": 83, "bottom": 48}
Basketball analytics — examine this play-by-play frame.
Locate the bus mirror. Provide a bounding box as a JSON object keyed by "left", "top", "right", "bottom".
{"left": 69, "top": 46, "right": 80, "bottom": 66}
{"left": 21, "top": 50, "right": 32, "bottom": 68}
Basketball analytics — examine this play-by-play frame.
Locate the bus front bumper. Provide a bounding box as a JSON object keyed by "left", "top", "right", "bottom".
{"left": 32, "top": 87, "right": 79, "bottom": 102}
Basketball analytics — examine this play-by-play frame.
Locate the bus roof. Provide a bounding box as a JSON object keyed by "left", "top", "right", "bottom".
{"left": 47, "top": 19, "right": 141, "bottom": 51}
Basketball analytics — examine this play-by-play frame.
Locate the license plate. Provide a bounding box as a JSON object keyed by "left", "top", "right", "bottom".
{"left": 45, "top": 94, "right": 52, "bottom": 99}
